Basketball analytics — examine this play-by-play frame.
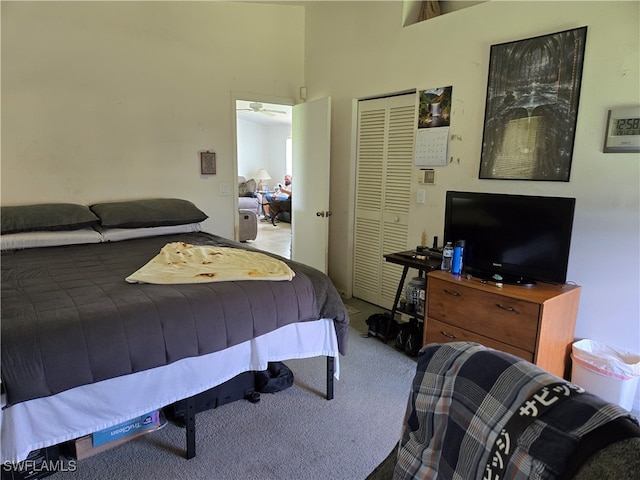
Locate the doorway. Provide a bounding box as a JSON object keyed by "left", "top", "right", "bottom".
{"left": 235, "top": 99, "right": 293, "bottom": 258}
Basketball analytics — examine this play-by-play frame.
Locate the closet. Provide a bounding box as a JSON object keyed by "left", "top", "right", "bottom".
{"left": 353, "top": 93, "right": 416, "bottom": 308}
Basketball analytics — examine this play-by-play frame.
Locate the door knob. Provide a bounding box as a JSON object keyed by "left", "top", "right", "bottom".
{"left": 316, "top": 211, "right": 333, "bottom": 217}
{"left": 316, "top": 211, "right": 325, "bottom": 217}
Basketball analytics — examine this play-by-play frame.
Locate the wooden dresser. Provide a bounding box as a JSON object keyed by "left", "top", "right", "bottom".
{"left": 424, "top": 271, "right": 581, "bottom": 379}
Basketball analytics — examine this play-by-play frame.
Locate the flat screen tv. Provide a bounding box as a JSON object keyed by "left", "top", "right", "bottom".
{"left": 443, "top": 191, "right": 576, "bottom": 285}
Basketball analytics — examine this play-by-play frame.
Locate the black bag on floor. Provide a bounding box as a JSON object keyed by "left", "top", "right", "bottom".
{"left": 255, "top": 362, "right": 294, "bottom": 393}
{"left": 366, "top": 313, "right": 400, "bottom": 341}
{"left": 395, "top": 321, "right": 413, "bottom": 352}
{"left": 403, "top": 318, "right": 423, "bottom": 357}
{"left": 164, "top": 371, "right": 260, "bottom": 427}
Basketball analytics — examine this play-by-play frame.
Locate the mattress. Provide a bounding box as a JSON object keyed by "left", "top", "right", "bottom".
{"left": 1, "top": 232, "right": 349, "bottom": 406}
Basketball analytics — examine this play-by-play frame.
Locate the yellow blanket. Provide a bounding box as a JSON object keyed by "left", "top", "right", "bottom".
{"left": 125, "top": 242, "right": 295, "bottom": 284}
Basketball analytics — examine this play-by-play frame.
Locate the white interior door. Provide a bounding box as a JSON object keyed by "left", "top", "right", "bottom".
{"left": 291, "top": 97, "right": 331, "bottom": 272}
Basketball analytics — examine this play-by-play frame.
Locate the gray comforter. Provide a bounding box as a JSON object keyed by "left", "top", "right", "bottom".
{"left": 1, "top": 232, "right": 349, "bottom": 406}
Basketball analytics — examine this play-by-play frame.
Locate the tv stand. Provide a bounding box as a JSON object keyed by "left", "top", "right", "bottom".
{"left": 424, "top": 271, "right": 581, "bottom": 378}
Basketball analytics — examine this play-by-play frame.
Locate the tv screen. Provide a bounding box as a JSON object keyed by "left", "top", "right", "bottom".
{"left": 443, "top": 191, "right": 576, "bottom": 285}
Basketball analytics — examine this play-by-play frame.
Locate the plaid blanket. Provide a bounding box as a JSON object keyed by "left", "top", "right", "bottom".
{"left": 395, "top": 342, "right": 638, "bottom": 480}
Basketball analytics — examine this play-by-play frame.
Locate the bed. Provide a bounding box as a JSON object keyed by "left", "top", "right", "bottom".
{"left": 0, "top": 199, "right": 349, "bottom": 463}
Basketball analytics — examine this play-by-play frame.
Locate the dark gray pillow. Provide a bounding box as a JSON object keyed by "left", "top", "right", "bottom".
{"left": 1, "top": 203, "right": 99, "bottom": 234}
{"left": 90, "top": 198, "right": 208, "bottom": 228}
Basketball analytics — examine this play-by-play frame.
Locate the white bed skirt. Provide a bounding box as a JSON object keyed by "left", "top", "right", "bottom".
{"left": 1, "top": 319, "right": 340, "bottom": 463}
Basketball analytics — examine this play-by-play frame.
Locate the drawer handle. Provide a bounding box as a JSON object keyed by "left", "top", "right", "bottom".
{"left": 440, "top": 331, "right": 457, "bottom": 339}
{"left": 443, "top": 289, "right": 461, "bottom": 297}
{"left": 496, "top": 303, "right": 518, "bottom": 313}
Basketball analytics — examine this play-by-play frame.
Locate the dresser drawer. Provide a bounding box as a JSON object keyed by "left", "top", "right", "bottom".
{"left": 425, "top": 318, "right": 534, "bottom": 363}
{"left": 427, "top": 278, "right": 539, "bottom": 352}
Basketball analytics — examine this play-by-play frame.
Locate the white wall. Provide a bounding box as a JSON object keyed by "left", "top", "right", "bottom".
{"left": 1, "top": 1, "right": 304, "bottom": 237}
{"left": 236, "top": 119, "right": 291, "bottom": 187}
{"left": 304, "top": 2, "right": 640, "bottom": 363}
{"left": 237, "top": 118, "right": 268, "bottom": 180}
{"left": 265, "top": 125, "right": 293, "bottom": 186}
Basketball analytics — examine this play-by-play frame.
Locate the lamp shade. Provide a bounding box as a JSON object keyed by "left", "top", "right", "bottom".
{"left": 255, "top": 169, "right": 272, "bottom": 191}
{"left": 255, "top": 169, "right": 272, "bottom": 181}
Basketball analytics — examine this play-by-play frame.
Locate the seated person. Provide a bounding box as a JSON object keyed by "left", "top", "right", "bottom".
{"left": 262, "top": 174, "right": 292, "bottom": 221}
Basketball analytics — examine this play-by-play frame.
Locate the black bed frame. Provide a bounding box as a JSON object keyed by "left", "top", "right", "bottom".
{"left": 182, "top": 356, "right": 336, "bottom": 459}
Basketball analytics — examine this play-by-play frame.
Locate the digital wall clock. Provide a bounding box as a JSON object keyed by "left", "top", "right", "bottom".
{"left": 603, "top": 106, "right": 640, "bottom": 153}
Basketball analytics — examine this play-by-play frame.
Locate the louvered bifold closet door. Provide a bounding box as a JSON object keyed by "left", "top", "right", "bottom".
{"left": 353, "top": 94, "right": 416, "bottom": 307}
{"left": 353, "top": 99, "right": 386, "bottom": 304}
{"left": 381, "top": 98, "right": 415, "bottom": 307}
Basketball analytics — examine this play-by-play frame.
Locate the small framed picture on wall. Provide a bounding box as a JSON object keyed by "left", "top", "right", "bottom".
{"left": 200, "top": 151, "right": 216, "bottom": 175}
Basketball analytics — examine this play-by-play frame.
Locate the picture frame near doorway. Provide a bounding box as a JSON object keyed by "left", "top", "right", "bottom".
{"left": 479, "top": 26, "right": 587, "bottom": 182}
{"left": 200, "top": 151, "right": 216, "bottom": 175}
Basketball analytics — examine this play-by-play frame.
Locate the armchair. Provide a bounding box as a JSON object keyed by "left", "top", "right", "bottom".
{"left": 367, "top": 342, "right": 640, "bottom": 480}
{"left": 237, "top": 176, "right": 260, "bottom": 241}
{"left": 238, "top": 176, "right": 262, "bottom": 216}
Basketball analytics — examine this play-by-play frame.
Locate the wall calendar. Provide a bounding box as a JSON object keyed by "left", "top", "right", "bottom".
{"left": 415, "top": 127, "right": 449, "bottom": 166}
{"left": 414, "top": 86, "right": 452, "bottom": 166}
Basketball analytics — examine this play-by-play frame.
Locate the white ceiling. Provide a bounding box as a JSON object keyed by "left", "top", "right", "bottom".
{"left": 236, "top": 100, "right": 292, "bottom": 126}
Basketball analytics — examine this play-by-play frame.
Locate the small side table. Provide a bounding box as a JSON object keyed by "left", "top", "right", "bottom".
{"left": 383, "top": 251, "right": 441, "bottom": 338}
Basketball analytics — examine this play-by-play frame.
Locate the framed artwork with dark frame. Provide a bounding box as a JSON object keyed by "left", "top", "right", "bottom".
{"left": 479, "top": 26, "right": 587, "bottom": 181}
{"left": 200, "top": 151, "right": 216, "bottom": 175}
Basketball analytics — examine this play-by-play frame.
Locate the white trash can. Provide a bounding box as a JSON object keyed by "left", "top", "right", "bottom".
{"left": 571, "top": 339, "right": 640, "bottom": 411}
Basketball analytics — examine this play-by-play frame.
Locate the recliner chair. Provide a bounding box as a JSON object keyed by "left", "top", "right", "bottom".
{"left": 238, "top": 209, "right": 257, "bottom": 242}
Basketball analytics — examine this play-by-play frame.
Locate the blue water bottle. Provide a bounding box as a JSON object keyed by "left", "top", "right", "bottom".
{"left": 452, "top": 240, "right": 465, "bottom": 275}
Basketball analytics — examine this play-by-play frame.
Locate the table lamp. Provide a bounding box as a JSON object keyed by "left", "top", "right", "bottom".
{"left": 255, "top": 169, "right": 272, "bottom": 191}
